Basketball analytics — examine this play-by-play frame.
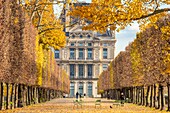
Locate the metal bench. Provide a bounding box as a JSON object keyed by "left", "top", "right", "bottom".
{"left": 95, "top": 100, "right": 101, "bottom": 108}
{"left": 73, "top": 99, "right": 83, "bottom": 108}
{"left": 112, "top": 100, "right": 124, "bottom": 107}
{"left": 112, "top": 102, "right": 121, "bottom": 106}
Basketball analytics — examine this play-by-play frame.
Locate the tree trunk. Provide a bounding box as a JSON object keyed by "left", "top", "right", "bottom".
{"left": 35, "top": 87, "right": 38, "bottom": 104}
{"left": 142, "top": 86, "right": 145, "bottom": 106}
{"left": 149, "top": 85, "right": 153, "bottom": 107}
{"left": 31, "top": 86, "right": 34, "bottom": 104}
{"left": 27, "top": 86, "right": 29, "bottom": 105}
{"left": 153, "top": 84, "right": 156, "bottom": 108}
{"left": 6, "top": 83, "right": 10, "bottom": 109}
{"left": 18, "top": 84, "right": 23, "bottom": 108}
{"left": 14, "top": 84, "right": 18, "bottom": 108}
{"left": 145, "top": 86, "right": 150, "bottom": 106}
{"left": 133, "top": 87, "right": 136, "bottom": 104}
{"left": 11, "top": 83, "right": 15, "bottom": 109}
{"left": 157, "top": 85, "right": 160, "bottom": 109}
{"left": 49, "top": 89, "right": 51, "bottom": 100}
{"left": 167, "top": 84, "right": 170, "bottom": 111}
{"left": 38, "top": 88, "right": 40, "bottom": 103}
{"left": 137, "top": 88, "right": 139, "bottom": 104}
{"left": 160, "top": 85, "right": 164, "bottom": 110}
{"left": 0, "top": 82, "right": 5, "bottom": 110}
{"left": 0, "top": 83, "right": 1, "bottom": 110}
{"left": 23, "top": 85, "right": 27, "bottom": 106}
{"left": 130, "top": 87, "right": 133, "bottom": 103}
{"left": 140, "top": 87, "right": 143, "bottom": 105}
{"left": 136, "top": 87, "right": 138, "bottom": 104}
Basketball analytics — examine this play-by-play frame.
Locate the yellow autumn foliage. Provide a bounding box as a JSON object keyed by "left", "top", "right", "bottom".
{"left": 69, "top": 0, "right": 170, "bottom": 32}
{"left": 35, "top": 36, "right": 43, "bottom": 86}
{"left": 130, "top": 38, "right": 144, "bottom": 86}
{"left": 21, "top": 0, "right": 66, "bottom": 50}
{"left": 161, "top": 22, "right": 170, "bottom": 75}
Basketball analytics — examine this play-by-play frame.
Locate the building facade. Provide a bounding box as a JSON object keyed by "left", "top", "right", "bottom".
{"left": 55, "top": 3, "right": 116, "bottom": 97}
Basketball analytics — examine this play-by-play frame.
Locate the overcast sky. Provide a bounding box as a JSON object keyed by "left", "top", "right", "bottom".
{"left": 54, "top": 0, "right": 139, "bottom": 57}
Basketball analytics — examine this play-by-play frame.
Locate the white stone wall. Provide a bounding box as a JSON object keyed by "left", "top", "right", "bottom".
{"left": 57, "top": 33, "right": 116, "bottom": 98}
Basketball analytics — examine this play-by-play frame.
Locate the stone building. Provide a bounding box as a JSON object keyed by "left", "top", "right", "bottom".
{"left": 55, "top": 2, "right": 116, "bottom": 97}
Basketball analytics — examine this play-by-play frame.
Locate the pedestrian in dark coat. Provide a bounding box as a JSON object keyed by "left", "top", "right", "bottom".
{"left": 120, "top": 92, "right": 124, "bottom": 104}
{"left": 76, "top": 92, "right": 79, "bottom": 100}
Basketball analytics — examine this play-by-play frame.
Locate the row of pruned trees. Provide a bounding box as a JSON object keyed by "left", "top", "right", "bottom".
{"left": 0, "top": 0, "right": 69, "bottom": 110}
{"left": 98, "top": 14, "right": 170, "bottom": 111}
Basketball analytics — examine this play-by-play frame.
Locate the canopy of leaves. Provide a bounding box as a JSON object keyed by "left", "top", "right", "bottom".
{"left": 69, "top": 0, "right": 170, "bottom": 32}
{"left": 98, "top": 15, "right": 170, "bottom": 91}
{"left": 19, "top": 0, "right": 66, "bottom": 50}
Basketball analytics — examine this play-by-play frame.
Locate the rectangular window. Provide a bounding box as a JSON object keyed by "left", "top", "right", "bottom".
{"left": 55, "top": 50, "right": 60, "bottom": 59}
{"left": 70, "top": 64, "right": 75, "bottom": 78}
{"left": 103, "top": 43, "right": 108, "bottom": 46}
{"left": 78, "top": 64, "right": 84, "bottom": 78}
{"left": 87, "top": 64, "right": 93, "bottom": 78}
{"left": 88, "top": 83, "right": 92, "bottom": 97}
{"left": 103, "top": 64, "right": 108, "bottom": 71}
{"left": 103, "top": 48, "right": 107, "bottom": 59}
{"left": 70, "top": 43, "right": 74, "bottom": 46}
{"left": 70, "top": 48, "right": 75, "bottom": 59}
{"left": 70, "top": 83, "right": 75, "bottom": 97}
{"left": 79, "top": 48, "right": 84, "bottom": 59}
{"left": 88, "top": 43, "right": 92, "bottom": 46}
{"left": 79, "top": 43, "right": 83, "bottom": 46}
{"left": 87, "top": 48, "right": 92, "bottom": 59}
{"left": 79, "top": 83, "right": 83, "bottom": 95}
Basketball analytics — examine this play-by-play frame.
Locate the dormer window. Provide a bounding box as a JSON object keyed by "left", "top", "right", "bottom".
{"left": 80, "top": 35, "right": 83, "bottom": 38}
{"left": 87, "top": 35, "right": 91, "bottom": 38}
{"left": 71, "top": 35, "right": 75, "bottom": 38}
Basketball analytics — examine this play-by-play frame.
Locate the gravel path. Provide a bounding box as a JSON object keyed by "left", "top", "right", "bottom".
{"left": 0, "top": 98, "right": 167, "bottom": 113}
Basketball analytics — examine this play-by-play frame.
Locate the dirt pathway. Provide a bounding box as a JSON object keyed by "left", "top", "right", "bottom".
{"left": 0, "top": 98, "right": 167, "bottom": 113}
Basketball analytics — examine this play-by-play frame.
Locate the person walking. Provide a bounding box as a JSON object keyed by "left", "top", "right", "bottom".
{"left": 76, "top": 92, "right": 79, "bottom": 100}
{"left": 120, "top": 92, "right": 125, "bottom": 104}
{"left": 84, "top": 93, "right": 86, "bottom": 98}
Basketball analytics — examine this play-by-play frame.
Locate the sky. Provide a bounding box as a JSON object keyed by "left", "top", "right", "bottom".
{"left": 115, "top": 23, "right": 139, "bottom": 57}
{"left": 54, "top": 0, "right": 139, "bottom": 57}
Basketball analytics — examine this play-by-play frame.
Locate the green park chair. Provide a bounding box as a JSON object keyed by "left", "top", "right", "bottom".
{"left": 73, "top": 99, "right": 83, "bottom": 108}
{"left": 95, "top": 100, "right": 101, "bottom": 108}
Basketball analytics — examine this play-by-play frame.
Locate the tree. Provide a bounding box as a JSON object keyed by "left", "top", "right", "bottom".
{"left": 69, "top": 0, "right": 170, "bottom": 32}
{"left": 18, "top": 0, "right": 67, "bottom": 50}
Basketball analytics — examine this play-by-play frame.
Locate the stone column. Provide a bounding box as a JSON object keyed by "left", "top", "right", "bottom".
{"left": 76, "top": 48, "right": 78, "bottom": 60}
{"left": 74, "top": 82, "right": 78, "bottom": 96}
{"left": 84, "top": 48, "right": 87, "bottom": 60}
{"left": 83, "top": 82, "right": 87, "bottom": 96}
{"left": 92, "top": 82, "right": 96, "bottom": 98}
